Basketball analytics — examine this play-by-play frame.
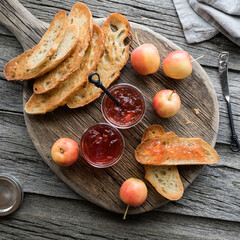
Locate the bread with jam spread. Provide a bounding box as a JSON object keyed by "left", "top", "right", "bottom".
{"left": 141, "top": 125, "right": 184, "bottom": 200}
{"left": 141, "top": 125, "right": 165, "bottom": 142}
{"left": 136, "top": 136, "right": 219, "bottom": 165}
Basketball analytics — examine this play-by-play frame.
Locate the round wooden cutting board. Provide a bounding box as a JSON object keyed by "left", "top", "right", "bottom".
{"left": 21, "top": 18, "right": 219, "bottom": 214}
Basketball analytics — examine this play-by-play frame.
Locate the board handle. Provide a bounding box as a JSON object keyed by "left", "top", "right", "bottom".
{"left": 0, "top": 0, "right": 48, "bottom": 50}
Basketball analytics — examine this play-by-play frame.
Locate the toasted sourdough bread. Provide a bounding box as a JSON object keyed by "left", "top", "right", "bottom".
{"left": 25, "top": 24, "right": 104, "bottom": 114}
{"left": 33, "top": 3, "right": 93, "bottom": 94}
{"left": 4, "top": 22, "right": 79, "bottom": 81}
{"left": 67, "top": 13, "right": 133, "bottom": 108}
{"left": 136, "top": 135, "right": 219, "bottom": 165}
{"left": 141, "top": 125, "right": 183, "bottom": 200}
{"left": 145, "top": 165, "right": 183, "bottom": 200}
{"left": 26, "top": 10, "right": 67, "bottom": 70}
{"left": 142, "top": 125, "right": 169, "bottom": 142}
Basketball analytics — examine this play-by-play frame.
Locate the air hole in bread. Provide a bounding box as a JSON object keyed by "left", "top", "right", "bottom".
{"left": 103, "top": 55, "right": 111, "bottom": 63}
{"left": 105, "top": 49, "right": 109, "bottom": 55}
{"left": 116, "top": 30, "right": 125, "bottom": 41}
{"left": 160, "top": 171, "right": 166, "bottom": 176}
{"left": 110, "top": 23, "right": 118, "bottom": 32}
{"left": 124, "top": 36, "right": 131, "bottom": 46}
{"left": 110, "top": 73, "right": 116, "bottom": 78}
{"left": 45, "top": 81, "right": 51, "bottom": 86}
{"left": 10, "top": 73, "right": 15, "bottom": 78}
{"left": 71, "top": 19, "right": 73, "bottom": 24}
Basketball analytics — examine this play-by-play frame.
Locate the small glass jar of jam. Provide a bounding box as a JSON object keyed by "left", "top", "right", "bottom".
{"left": 80, "top": 123, "right": 125, "bottom": 168}
{"left": 101, "top": 83, "right": 145, "bottom": 129}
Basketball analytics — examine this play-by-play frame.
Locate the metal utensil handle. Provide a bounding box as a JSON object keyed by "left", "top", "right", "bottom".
{"left": 88, "top": 72, "right": 120, "bottom": 106}
{"left": 226, "top": 101, "right": 240, "bottom": 152}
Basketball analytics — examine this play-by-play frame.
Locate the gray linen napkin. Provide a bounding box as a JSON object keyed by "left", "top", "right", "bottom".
{"left": 173, "top": 0, "right": 240, "bottom": 46}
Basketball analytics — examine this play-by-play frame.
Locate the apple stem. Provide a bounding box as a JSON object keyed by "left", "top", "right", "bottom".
{"left": 59, "top": 147, "right": 64, "bottom": 154}
{"left": 168, "top": 90, "right": 176, "bottom": 101}
{"left": 123, "top": 205, "right": 129, "bottom": 220}
{"left": 134, "top": 31, "right": 141, "bottom": 47}
{"left": 191, "top": 54, "right": 205, "bottom": 63}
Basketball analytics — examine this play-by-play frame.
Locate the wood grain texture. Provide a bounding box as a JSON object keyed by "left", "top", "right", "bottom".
{"left": 0, "top": 0, "right": 48, "bottom": 50}
{"left": 19, "top": 17, "right": 217, "bottom": 214}
{"left": 0, "top": 110, "right": 239, "bottom": 221}
{"left": 0, "top": 0, "right": 226, "bottom": 215}
{"left": 0, "top": 1, "right": 240, "bottom": 238}
{"left": 0, "top": 193, "right": 240, "bottom": 240}
{"left": 1, "top": 64, "right": 239, "bottom": 145}
{"left": 12, "top": 0, "right": 240, "bottom": 72}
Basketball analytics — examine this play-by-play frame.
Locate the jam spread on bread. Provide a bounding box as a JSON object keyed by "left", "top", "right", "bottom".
{"left": 144, "top": 140, "right": 207, "bottom": 164}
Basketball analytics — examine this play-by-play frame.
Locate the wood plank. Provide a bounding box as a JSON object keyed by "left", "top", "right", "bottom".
{"left": 1, "top": 59, "right": 239, "bottom": 145}
{"left": 18, "top": 17, "right": 218, "bottom": 215}
{"left": 0, "top": 111, "right": 239, "bottom": 221}
{"left": 0, "top": 1, "right": 220, "bottom": 215}
{"left": 10, "top": 0, "right": 240, "bottom": 71}
{"left": 0, "top": 193, "right": 239, "bottom": 240}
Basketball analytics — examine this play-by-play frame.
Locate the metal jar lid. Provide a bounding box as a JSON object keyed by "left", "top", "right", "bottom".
{"left": 0, "top": 173, "right": 24, "bottom": 216}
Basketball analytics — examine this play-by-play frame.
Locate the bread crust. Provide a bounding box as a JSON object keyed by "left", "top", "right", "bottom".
{"left": 141, "top": 125, "right": 184, "bottom": 200}
{"left": 142, "top": 125, "right": 166, "bottom": 142}
{"left": 26, "top": 10, "right": 68, "bottom": 70}
{"left": 67, "top": 13, "right": 133, "bottom": 108}
{"left": 145, "top": 165, "right": 184, "bottom": 200}
{"left": 4, "top": 19, "right": 79, "bottom": 81}
{"left": 136, "top": 136, "right": 219, "bottom": 165}
{"left": 25, "top": 24, "right": 104, "bottom": 114}
{"left": 33, "top": 3, "right": 93, "bottom": 94}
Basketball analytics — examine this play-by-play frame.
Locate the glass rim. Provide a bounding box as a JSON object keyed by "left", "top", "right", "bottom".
{"left": 101, "top": 83, "right": 146, "bottom": 129}
{"left": 80, "top": 123, "right": 125, "bottom": 168}
{"left": 0, "top": 174, "right": 24, "bottom": 216}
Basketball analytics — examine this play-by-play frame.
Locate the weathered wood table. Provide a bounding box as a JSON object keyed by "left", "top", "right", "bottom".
{"left": 0, "top": 0, "right": 239, "bottom": 239}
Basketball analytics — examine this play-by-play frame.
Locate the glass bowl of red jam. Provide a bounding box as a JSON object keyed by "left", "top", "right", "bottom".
{"left": 101, "top": 83, "right": 146, "bottom": 129}
{"left": 80, "top": 123, "right": 125, "bottom": 168}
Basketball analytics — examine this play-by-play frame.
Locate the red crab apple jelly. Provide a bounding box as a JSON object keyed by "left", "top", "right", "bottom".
{"left": 80, "top": 123, "right": 125, "bottom": 168}
{"left": 101, "top": 83, "right": 146, "bottom": 129}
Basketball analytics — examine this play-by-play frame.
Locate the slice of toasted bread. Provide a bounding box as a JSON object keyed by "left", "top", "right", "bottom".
{"left": 4, "top": 23, "right": 79, "bottom": 81}
{"left": 145, "top": 165, "right": 184, "bottom": 200}
{"left": 141, "top": 125, "right": 183, "bottom": 200}
{"left": 141, "top": 125, "right": 166, "bottom": 142}
{"left": 33, "top": 3, "right": 93, "bottom": 94}
{"left": 67, "top": 13, "right": 133, "bottom": 108}
{"left": 26, "top": 10, "right": 67, "bottom": 70}
{"left": 25, "top": 24, "right": 104, "bottom": 114}
{"left": 135, "top": 136, "right": 219, "bottom": 165}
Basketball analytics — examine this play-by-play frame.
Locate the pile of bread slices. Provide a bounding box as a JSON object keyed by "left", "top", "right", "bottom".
{"left": 4, "top": 2, "right": 132, "bottom": 114}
